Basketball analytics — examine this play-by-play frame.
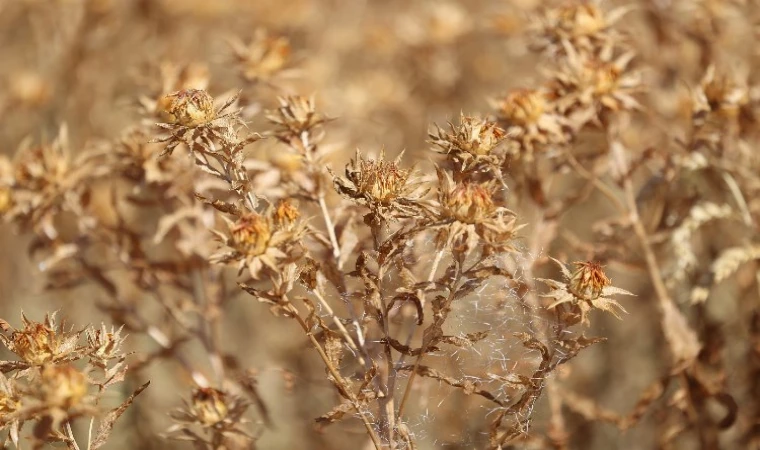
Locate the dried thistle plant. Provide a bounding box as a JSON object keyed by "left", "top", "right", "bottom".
{"left": 0, "top": 313, "right": 148, "bottom": 449}
{"left": 1, "top": 1, "right": 759, "bottom": 449}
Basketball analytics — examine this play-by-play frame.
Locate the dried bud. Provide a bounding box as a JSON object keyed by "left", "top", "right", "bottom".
{"left": 556, "top": 4, "right": 608, "bottom": 36}
{"left": 539, "top": 258, "right": 633, "bottom": 326}
{"left": 1, "top": 313, "right": 80, "bottom": 366}
{"left": 157, "top": 89, "right": 215, "bottom": 127}
{"left": 443, "top": 182, "right": 496, "bottom": 224}
{"left": 334, "top": 150, "right": 422, "bottom": 218}
{"left": 436, "top": 114, "right": 505, "bottom": 157}
{"left": 274, "top": 199, "right": 300, "bottom": 229}
{"left": 0, "top": 377, "right": 20, "bottom": 416}
{"left": 230, "top": 30, "right": 292, "bottom": 82}
{"left": 568, "top": 261, "right": 611, "bottom": 301}
{"left": 699, "top": 67, "right": 749, "bottom": 117}
{"left": 169, "top": 386, "right": 251, "bottom": 441}
{"left": 191, "top": 387, "right": 229, "bottom": 427}
{"left": 86, "top": 324, "right": 126, "bottom": 363}
{"left": 266, "top": 95, "right": 327, "bottom": 135}
{"left": 585, "top": 60, "right": 621, "bottom": 96}
{"left": 497, "top": 89, "right": 547, "bottom": 126}
{"left": 36, "top": 364, "right": 88, "bottom": 409}
{"left": 353, "top": 155, "right": 410, "bottom": 205}
{"left": 230, "top": 213, "right": 272, "bottom": 256}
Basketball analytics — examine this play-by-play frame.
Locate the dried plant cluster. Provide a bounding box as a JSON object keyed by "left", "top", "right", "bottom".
{"left": 1, "top": 1, "right": 759, "bottom": 449}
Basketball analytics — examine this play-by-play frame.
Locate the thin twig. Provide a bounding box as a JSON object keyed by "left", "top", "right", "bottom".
{"left": 288, "top": 304, "right": 384, "bottom": 450}
{"left": 313, "top": 288, "right": 367, "bottom": 365}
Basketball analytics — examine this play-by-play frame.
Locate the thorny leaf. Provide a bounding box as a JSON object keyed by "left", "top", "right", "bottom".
{"left": 91, "top": 381, "right": 150, "bottom": 449}
{"left": 552, "top": 334, "right": 606, "bottom": 364}
{"left": 316, "top": 364, "right": 377, "bottom": 428}
{"left": 315, "top": 402, "right": 354, "bottom": 426}
{"left": 397, "top": 364, "right": 504, "bottom": 407}
{"left": 385, "top": 337, "right": 439, "bottom": 356}
{"left": 441, "top": 331, "right": 489, "bottom": 348}
{"left": 194, "top": 192, "right": 242, "bottom": 216}
{"left": 388, "top": 292, "right": 424, "bottom": 325}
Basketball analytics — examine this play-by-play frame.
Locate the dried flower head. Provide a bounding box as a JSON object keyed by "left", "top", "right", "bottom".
{"left": 266, "top": 95, "right": 328, "bottom": 138}
{"left": 157, "top": 89, "right": 216, "bottom": 127}
{"left": 538, "top": 258, "right": 634, "bottom": 326}
{"left": 550, "top": 47, "right": 641, "bottom": 124}
{"left": 168, "top": 387, "right": 251, "bottom": 441}
{"left": 532, "top": 2, "right": 630, "bottom": 55}
{"left": 212, "top": 208, "right": 306, "bottom": 279}
{"left": 229, "top": 29, "right": 292, "bottom": 83}
{"left": 85, "top": 324, "right": 127, "bottom": 365}
{"left": 6, "top": 127, "right": 104, "bottom": 234}
{"left": 0, "top": 374, "right": 21, "bottom": 416}
{"left": 435, "top": 169, "right": 520, "bottom": 249}
{"left": 34, "top": 364, "right": 88, "bottom": 410}
{"left": 442, "top": 181, "right": 496, "bottom": 225}
{"left": 191, "top": 387, "right": 230, "bottom": 427}
{"left": 0, "top": 312, "right": 81, "bottom": 366}
{"left": 274, "top": 198, "right": 300, "bottom": 229}
{"left": 568, "top": 260, "right": 611, "bottom": 301}
{"left": 0, "top": 312, "right": 144, "bottom": 448}
{"left": 492, "top": 88, "right": 568, "bottom": 158}
{"left": 333, "top": 149, "right": 424, "bottom": 219}
{"left": 429, "top": 114, "right": 506, "bottom": 170}
{"left": 229, "top": 213, "right": 272, "bottom": 257}
{"left": 694, "top": 65, "right": 749, "bottom": 120}
{"left": 136, "top": 61, "right": 210, "bottom": 119}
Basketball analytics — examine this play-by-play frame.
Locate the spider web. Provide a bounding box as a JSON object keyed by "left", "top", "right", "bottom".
{"left": 386, "top": 240, "right": 557, "bottom": 449}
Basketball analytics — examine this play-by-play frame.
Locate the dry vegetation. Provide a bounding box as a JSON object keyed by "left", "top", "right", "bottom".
{"left": 0, "top": 1, "right": 759, "bottom": 449}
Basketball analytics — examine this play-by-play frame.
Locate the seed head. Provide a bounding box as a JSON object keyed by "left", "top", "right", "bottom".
{"left": 274, "top": 199, "right": 300, "bottom": 229}
{"left": 568, "top": 261, "right": 611, "bottom": 301}
{"left": 353, "top": 157, "right": 410, "bottom": 205}
{"left": 1, "top": 313, "right": 80, "bottom": 366}
{"left": 585, "top": 60, "right": 621, "bottom": 95}
{"left": 157, "top": 89, "right": 215, "bottom": 127}
{"left": 538, "top": 258, "right": 633, "bottom": 326}
{"left": 334, "top": 150, "right": 422, "bottom": 219}
{"left": 230, "top": 30, "right": 292, "bottom": 82}
{"left": 556, "top": 3, "right": 608, "bottom": 37}
{"left": 36, "top": 364, "right": 88, "bottom": 410}
{"left": 444, "top": 182, "right": 496, "bottom": 224}
{"left": 432, "top": 114, "right": 505, "bottom": 157}
{"left": 0, "top": 380, "right": 20, "bottom": 416}
{"left": 85, "top": 324, "right": 126, "bottom": 364}
{"left": 496, "top": 89, "right": 547, "bottom": 126}
{"left": 191, "top": 387, "right": 229, "bottom": 427}
{"left": 229, "top": 213, "right": 272, "bottom": 256}
{"left": 266, "top": 95, "right": 327, "bottom": 136}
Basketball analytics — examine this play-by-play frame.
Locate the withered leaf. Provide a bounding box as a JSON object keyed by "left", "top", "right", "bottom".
{"left": 315, "top": 401, "right": 353, "bottom": 426}
{"left": 441, "top": 331, "right": 489, "bottom": 348}
{"left": 194, "top": 192, "right": 241, "bottom": 216}
{"left": 397, "top": 364, "right": 504, "bottom": 407}
{"left": 91, "top": 381, "right": 150, "bottom": 449}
